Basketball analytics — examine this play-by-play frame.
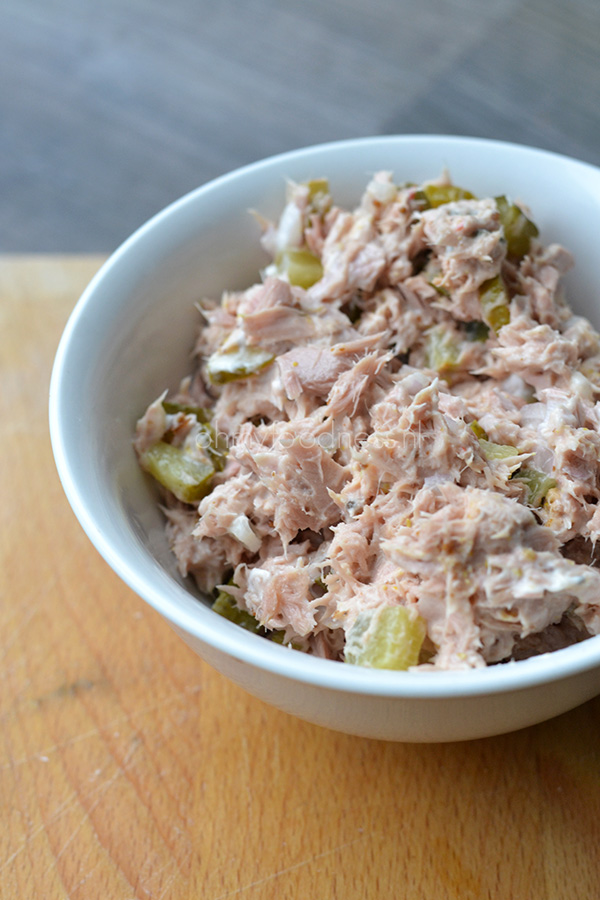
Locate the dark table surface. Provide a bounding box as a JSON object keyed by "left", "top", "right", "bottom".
{"left": 4, "top": 0, "right": 600, "bottom": 251}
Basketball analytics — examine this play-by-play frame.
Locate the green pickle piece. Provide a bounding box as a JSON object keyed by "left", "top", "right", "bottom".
{"left": 429, "top": 283, "right": 450, "bottom": 298}
{"left": 345, "top": 606, "right": 426, "bottom": 671}
{"left": 161, "top": 400, "right": 228, "bottom": 470}
{"left": 303, "top": 178, "right": 331, "bottom": 217}
{"left": 305, "top": 178, "right": 330, "bottom": 200}
{"left": 469, "top": 421, "right": 489, "bottom": 441}
{"left": 197, "top": 422, "right": 228, "bottom": 472}
{"left": 478, "top": 438, "right": 519, "bottom": 460}
{"left": 141, "top": 441, "right": 214, "bottom": 503}
{"left": 512, "top": 467, "right": 557, "bottom": 507}
{"left": 162, "top": 401, "right": 210, "bottom": 422}
{"left": 212, "top": 590, "right": 262, "bottom": 633}
{"left": 421, "top": 259, "right": 449, "bottom": 296}
{"left": 410, "top": 188, "right": 429, "bottom": 209}
{"left": 206, "top": 344, "right": 274, "bottom": 384}
{"left": 496, "top": 195, "right": 539, "bottom": 259}
{"left": 212, "top": 590, "right": 299, "bottom": 647}
{"left": 277, "top": 248, "right": 324, "bottom": 289}
{"left": 488, "top": 304, "right": 510, "bottom": 332}
{"left": 424, "top": 324, "right": 459, "bottom": 372}
{"left": 422, "top": 184, "right": 476, "bottom": 208}
{"left": 461, "top": 320, "right": 490, "bottom": 342}
{"left": 479, "top": 275, "right": 510, "bottom": 332}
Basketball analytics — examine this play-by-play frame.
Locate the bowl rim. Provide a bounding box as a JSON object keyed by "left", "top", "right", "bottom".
{"left": 49, "top": 133, "right": 600, "bottom": 700}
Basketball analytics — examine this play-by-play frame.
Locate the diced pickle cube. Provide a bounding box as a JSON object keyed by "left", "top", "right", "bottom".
{"left": 212, "top": 590, "right": 297, "bottom": 647}
{"left": 212, "top": 590, "right": 261, "bottom": 632}
{"left": 461, "top": 320, "right": 490, "bottom": 342}
{"left": 496, "top": 195, "right": 539, "bottom": 259}
{"left": 422, "top": 261, "right": 450, "bottom": 297}
{"left": 479, "top": 275, "right": 510, "bottom": 332}
{"left": 140, "top": 441, "right": 214, "bottom": 503}
{"left": 161, "top": 401, "right": 227, "bottom": 466}
{"left": 206, "top": 344, "right": 274, "bottom": 384}
{"left": 469, "top": 421, "right": 489, "bottom": 441}
{"left": 512, "top": 467, "right": 557, "bottom": 507}
{"left": 410, "top": 188, "right": 429, "bottom": 209}
{"left": 161, "top": 401, "right": 210, "bottom": 422}
{"left": 424, "top": 324, "right": 459, "bottom": 372}
{"left": 422, "top": 184, "right": 476, "bottom": 208}
{"left": 488, "top": 304, "right": 510, "bottom": 332}
{"left": 277, "top": 247, "right": 324, "bottom": 289}
{"left": 196, "top": 422, "right": 228, "bottom": 471}
{"left": 345, "top": 606, "right": 426, "bottom": 670}
{"left": 478, "top": 438, "right": 519, "bottom": 460}
{"left": 305, "top": 178, "right": 330, "bottom": 200}
{"left": 302, "top": 179, "right": 331, "bottom": 217}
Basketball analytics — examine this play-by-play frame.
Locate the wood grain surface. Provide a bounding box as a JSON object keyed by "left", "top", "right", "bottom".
{"left": 2, "top": 255, "right": 600, "bottom": 899}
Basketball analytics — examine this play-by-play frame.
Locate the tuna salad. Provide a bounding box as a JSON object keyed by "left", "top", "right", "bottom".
{"left": 134, "top": 173, "right": 600, "bottom": 670}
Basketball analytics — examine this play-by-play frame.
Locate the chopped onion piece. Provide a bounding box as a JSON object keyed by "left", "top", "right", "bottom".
{"left": 229, "top": 515, "right": 262, "bottom": 552}
{"left": 276, "top": 201, "right": 303, "bottom": 252}
{"left": 368, "top": 178, "right": 397, "bottom": 204}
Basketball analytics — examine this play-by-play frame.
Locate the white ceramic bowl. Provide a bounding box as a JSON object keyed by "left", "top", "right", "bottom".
{"left": 50, "top": 135, "right": 600, "bottom": 742}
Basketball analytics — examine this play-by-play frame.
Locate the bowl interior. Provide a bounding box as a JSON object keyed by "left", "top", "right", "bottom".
{"left": 50, "top": 135, "right": 600, "bottom": 694}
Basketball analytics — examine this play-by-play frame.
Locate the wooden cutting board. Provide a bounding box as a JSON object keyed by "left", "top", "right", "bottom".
{"left": 1, "top": 255, "right": 599, "bottom": 899}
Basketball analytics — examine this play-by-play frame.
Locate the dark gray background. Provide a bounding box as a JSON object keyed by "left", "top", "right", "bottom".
{"left": 4, "top": 0, "right": 600, "bottom": 251}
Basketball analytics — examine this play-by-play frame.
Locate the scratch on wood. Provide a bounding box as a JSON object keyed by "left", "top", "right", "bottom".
{"left": 0, "top": 740, "right": 142, "bottom": 878}
{"left": 67, "top": 859, "right": 101, "bottom": 893}
{"left": 40, "top": 761, "right": 133, "bottom": 880}
{"left": 0, "top": 603, "right": 40, "bottom": 664}
{"left": 0, "top": 686, "right": 203, "bottom": 771}
{"left": 146, "top": 861, "right": 180, "bottom": 900}
{"left": 212, "top": 833, "right": 373, "bottom": 900}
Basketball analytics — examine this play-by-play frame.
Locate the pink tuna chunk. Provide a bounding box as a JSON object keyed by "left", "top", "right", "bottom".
{"left": 233, "top": 417, "right": 349, "bottom": 544}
